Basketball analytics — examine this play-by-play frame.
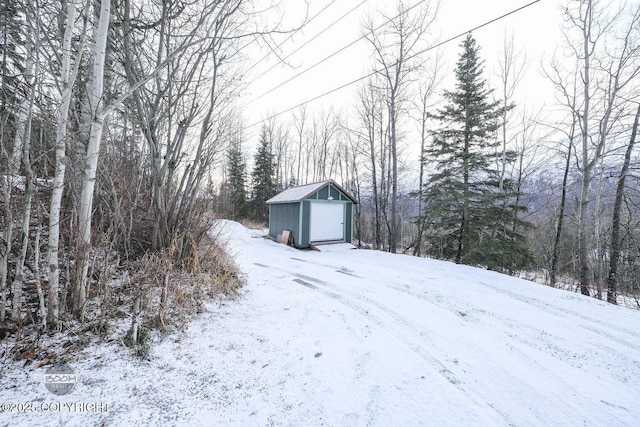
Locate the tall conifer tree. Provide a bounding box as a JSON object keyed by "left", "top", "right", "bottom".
{"left": 226, "top": 138, "right": 247, "bottom": 220}
{"left": 422, "top": 33, "right": 531, "bottom": 270}
{"left": 251, "top": 125, "right": 276, "bottom": 223}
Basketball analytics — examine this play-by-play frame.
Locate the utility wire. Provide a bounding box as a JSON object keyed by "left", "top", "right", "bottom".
{"left": 244, "top": 0, "right": 541, "bottom": 130}
{"left": 241, "top": 0, "right": 429, "bottom": 109}
{"left": 249, "top": 0, "right": 370, "bottom": 85}
{"left": 245, "top": 0, "right": 339, "bottom": 74}
{"left": 417, "top": 0, "right": 541, "bottom": 59}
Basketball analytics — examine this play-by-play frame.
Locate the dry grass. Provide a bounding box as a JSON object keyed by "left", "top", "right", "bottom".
{"left": 127, "top": 233, "right": 245, "bottom": 330}
{"left": 115, "top": 233, "right": 245, "bottom": 357}
{"left": 239, "top": 218, "right": 267, "bottom": 230}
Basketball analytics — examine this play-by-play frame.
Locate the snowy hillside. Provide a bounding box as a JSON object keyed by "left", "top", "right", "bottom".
{"left": 2, "top": 220, "right": 639, "bottom": 426}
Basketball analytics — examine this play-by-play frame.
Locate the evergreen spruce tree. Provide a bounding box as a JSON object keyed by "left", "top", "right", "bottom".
{"left": 250, "top": 125, "right": 276, "bottom": 223}
{"left": 226, "top": 138, "right": 248, "bottom": 220}
{"left": 422, "top": 33, "right": 531, "bottom": 270}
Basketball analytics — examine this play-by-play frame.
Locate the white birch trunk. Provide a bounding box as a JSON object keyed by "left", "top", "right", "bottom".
{"left": 4, "top": 23, "right": 35, "bottom": 322}
{"left": 8, "top": 37, "right": 34, "bottom": 174}
{"left": 34, "top": 217, "right": 47, "bottom": 328}
{"left": 11, "top": 143, "right": 33, "bottom": 322}
{"left": 11, "top": 57, "right": 35, "bottom": 321}
{"left": 75, "top": 0, "right": 110, "bottom": 318}
{"left": 9, "top": 101, "right": 30, "bottom": 176}
{"left": 47, "top": 0, "right": 78, "bottom": 326}
{"left": 129, "top": 292, "right": 142, "bottom": 344}
{"left": 0, "top": 183, "right": 11, "bottom": 323}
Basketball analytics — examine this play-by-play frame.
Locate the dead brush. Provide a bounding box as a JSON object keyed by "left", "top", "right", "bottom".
{"left": 194, "top": 236, "right": 244, "bottom": 299}
{"left": 124, "top": 232, "right": 244, "bottom": 355}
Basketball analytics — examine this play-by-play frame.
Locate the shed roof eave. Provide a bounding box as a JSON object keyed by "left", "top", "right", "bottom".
{"left": 266, "top": 179, "right": 358, "bottom": 204}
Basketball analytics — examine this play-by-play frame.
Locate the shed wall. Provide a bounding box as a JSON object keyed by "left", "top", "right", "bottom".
{"left": 268, "top": 203, "right": 301, "bottom": 246}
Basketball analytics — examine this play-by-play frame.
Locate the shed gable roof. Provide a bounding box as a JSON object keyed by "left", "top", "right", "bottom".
{"left": 266, "top": 180, "right": 357, "bottom": 204}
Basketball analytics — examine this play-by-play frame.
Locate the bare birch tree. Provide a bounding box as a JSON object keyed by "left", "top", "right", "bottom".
{"left": 10, "top": 1, "right": 38, "bottom": 321}
{"left": 73, "top": 0, "right": 111, "bottom": 318}
{"left": 364, "top": 0, "right": 437, "bottom": 253}
{"left": 555, "top": 0, "right": 639, "bottom": 295}
{"left": 46, "top": 0, "right": 90, "bottom": 326}
{"left": 495, "top": 33, "right": 526, "bottom": 192}
{"left": 412, "top": 55, "right": 441, "bottom": 256}
{"left": 357, "top": 81, "right": 384, "bottom": 249}
{"left": 292, "top": 105, "right": 308, "bottom": 184}
{"left": 607, "top": 103, "right": 640, "bottom": 303}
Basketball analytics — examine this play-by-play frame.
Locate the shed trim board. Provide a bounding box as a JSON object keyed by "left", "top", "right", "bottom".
{"left": 309, "top": 200, "right": 347, "bottom": 242}
{"left": 298, "top": 201, "right": 303, "bottom": 244}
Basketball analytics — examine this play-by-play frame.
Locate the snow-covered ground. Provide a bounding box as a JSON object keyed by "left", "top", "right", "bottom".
{"left": 2, "top": 220, "right": 639, "bottom": 426}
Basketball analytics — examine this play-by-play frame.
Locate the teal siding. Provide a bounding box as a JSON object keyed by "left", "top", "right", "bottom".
{"left": 268, "top": 203, "right": 300, "bottom": 246}
{"left": 316, "top": 186, "right": 328, "bottom": 199}
{"left": 330, "top": 185, "right": 341, "bottom": 200}
{"left": 312, "top": 183, "right": 343, "bottom": 201}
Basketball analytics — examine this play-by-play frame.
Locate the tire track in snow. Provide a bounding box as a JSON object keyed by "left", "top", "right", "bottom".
{"left": 288, "top": 256, "right": 640, "bottom": 381}
{"left": 233, "top": 227, "right": 640, "bottom": 424}
{"left": 476, "top": 280, "right": 640, "bottom": 342}
{"left": 267, "top": 258, "right": 637, "bottom": 425}
{"left": 287, "top": 272, "right": 608, "bottom": 425}
{"left": 372, "top": 276, "right": 640, "bottom": 385}
{"left": 285, "top": 258, "right": 585, "bottom": 372}
{"left": 255, "top": 263, "right": 517, "bottom": 425}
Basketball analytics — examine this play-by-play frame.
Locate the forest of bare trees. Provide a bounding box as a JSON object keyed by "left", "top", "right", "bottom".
{"left": 1, "top": 0, "right": 274, "bottom": 344}
{"left": 219, "top": 0, "right": 640, "bottom": 305}
{"left": 1, "top": 0, "right": 639, "bottom": 349}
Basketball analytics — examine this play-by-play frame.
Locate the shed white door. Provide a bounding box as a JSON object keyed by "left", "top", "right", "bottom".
{"left": 310, "top": 202, "right": 344, "bottom": 242}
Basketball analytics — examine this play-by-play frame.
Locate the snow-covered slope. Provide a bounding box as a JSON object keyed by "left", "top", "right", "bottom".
{"left": 2, "top": 220, "right": 639, "bottom": 426}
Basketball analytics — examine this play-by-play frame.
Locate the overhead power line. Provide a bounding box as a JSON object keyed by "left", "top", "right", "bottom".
{"left": 245, "top": 0, "right": 340, "bottom": 72}
{"left": 244, "top": 0, "right": 542, "bottom": 130}
{"left": 249, "top": 0, "right": 370, "bottom": 86}
{"left": 241, "top": 0, "right": 429, "bottom": 110}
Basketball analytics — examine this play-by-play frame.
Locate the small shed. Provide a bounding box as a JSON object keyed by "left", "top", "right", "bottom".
{"left": 266, "top": 180, "right": 357, "bottom": 248}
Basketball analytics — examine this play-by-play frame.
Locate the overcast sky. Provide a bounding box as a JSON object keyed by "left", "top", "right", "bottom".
{"left": 238, "top": 0, "right": 565, "bottom": 146}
